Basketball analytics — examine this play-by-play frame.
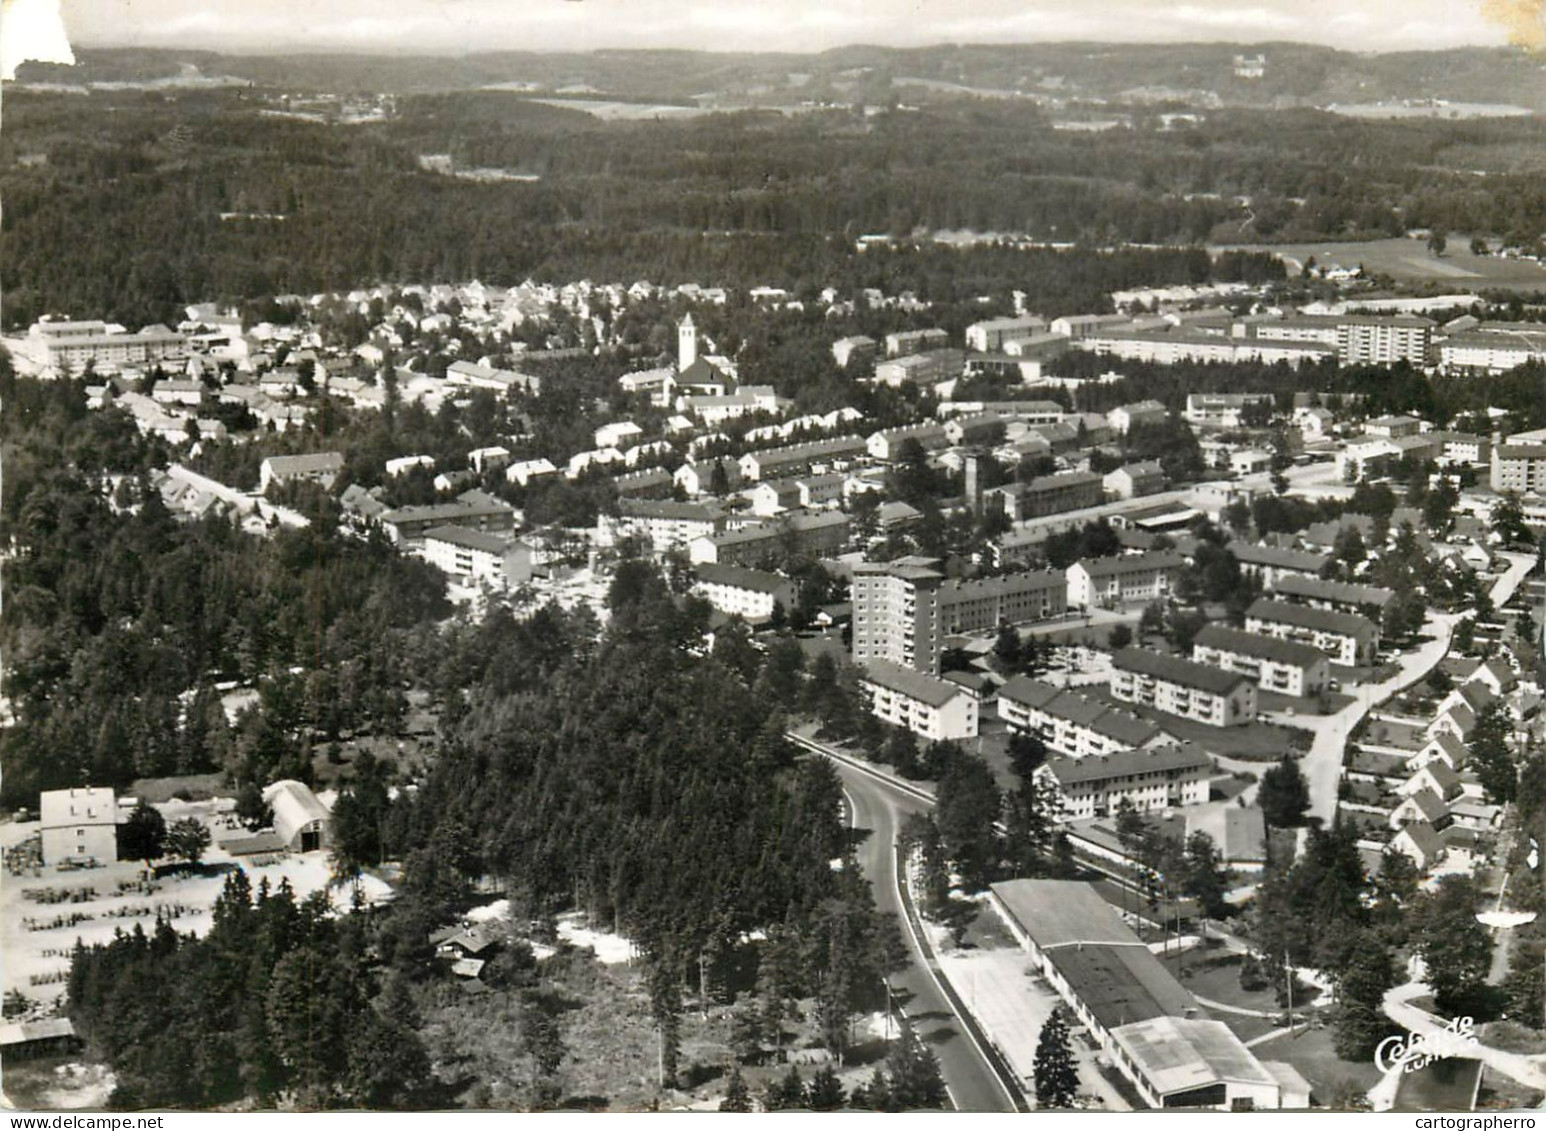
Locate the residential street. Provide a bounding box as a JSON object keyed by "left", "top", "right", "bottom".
{"left": 790, "top": 732, "right": 1021, "bottom": 1112}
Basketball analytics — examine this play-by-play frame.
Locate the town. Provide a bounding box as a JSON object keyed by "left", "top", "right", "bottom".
{"left": 4, "top": 246, "right": 1546, "bottom": 1116}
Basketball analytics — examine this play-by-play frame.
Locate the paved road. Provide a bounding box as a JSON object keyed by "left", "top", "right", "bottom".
{"left": 819, "top": 749, "right": 1020, "bottom": 1112}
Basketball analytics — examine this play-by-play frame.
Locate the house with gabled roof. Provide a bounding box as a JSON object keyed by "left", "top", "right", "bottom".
{"left": 1426, "top": 701, "right": 1477, "bottom": 745}
{"left": 1413, "top": 731, "right": 1468, "bottom": 773}
{"left": 1391, "top": 821, "right": 1446, "bottom": 870}
{"left": 1389, "top": 788, "right": 1450, "bottom": 831}
{"left": 1400, "top": 759, "right": 1464, "bottom": 803}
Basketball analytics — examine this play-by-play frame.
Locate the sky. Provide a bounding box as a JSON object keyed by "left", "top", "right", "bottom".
{"left": 37, "top": 0, "right": 1531, "bottom": 56}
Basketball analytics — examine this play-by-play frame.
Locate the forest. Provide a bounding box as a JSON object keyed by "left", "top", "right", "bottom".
{"left": 6, "top": 76, "right": 1546, "bottom": 329}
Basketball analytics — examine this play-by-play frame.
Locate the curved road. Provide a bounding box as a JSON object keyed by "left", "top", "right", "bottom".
{"left": 829, "top": 754, "right": 1020, "bottom": 1112}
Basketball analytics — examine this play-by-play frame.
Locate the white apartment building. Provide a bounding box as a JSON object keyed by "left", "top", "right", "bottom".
{"left": 1110, "top": 647, "right": 1258, "bottom": 727}
{"left": 1065, "top": 550, "right": 1186, "bottom": 610}
{"left": 1036, "top": 744, "right": 1213, "bottom": 821}
{"left": 861, "top": 660, "right": 979, "bottom": 740}
{"left": 691, "top": 563, "right": 795, "bottom": 623}
{"left": 852, "top": 557, "right": 945, "bottom": 675}
{"left": 39, "top": 787, "right": 120, "bottom": 866}
{"left": 1191, "top": 624, "right": 1330, "bottom": 698}
{"left": 1244, "top": 598, "right": 1379, "bottom": 666}
{"left": 998, "top": 677, "right": 1170, "bottom": 760}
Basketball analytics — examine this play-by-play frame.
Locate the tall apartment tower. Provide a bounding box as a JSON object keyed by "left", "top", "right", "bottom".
{"left": 678, "top": 313, "right": 698, "bottom": 372}
{"left": 851, "top": 556, "right": 945, "bottom": 675}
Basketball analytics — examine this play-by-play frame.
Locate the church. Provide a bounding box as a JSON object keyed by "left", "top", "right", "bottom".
{"left": 669, "top": 313, "right": 739, "bottom": 400}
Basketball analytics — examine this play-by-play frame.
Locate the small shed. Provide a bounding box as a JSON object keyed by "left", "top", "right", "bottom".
{"left": 262, "top": 780, "right": 331, "bottom": 853}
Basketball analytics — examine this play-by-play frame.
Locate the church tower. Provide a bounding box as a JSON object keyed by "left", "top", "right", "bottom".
{"left": 678, "top": 313, "right": 697, "bottom": 372}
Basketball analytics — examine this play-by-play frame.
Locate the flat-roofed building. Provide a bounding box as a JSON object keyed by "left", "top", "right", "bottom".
{"left": 998, "top": 677, "right": 1171, "bottom": 759}
{"left": 1066, "top": 550, "right": 1186, "bottom": 610}
{"left": 1036, "top": 742, "right": 1213, "bottom": 820}
{"left": 1191, "top": 624, "right": 1330, "bottom": 697}
{"left": 852, "top": 557, "right": 945, "bottom": 674}
{"left": 1245, "top": 598, "right": 1379, "bottom": 666}
{"left": 938, "top": 569, "right": 1066, "bottom": 633}
{"left": 987, "top": 879, "right": 1286, "bottom": 1111}
{"left": 1111, "top": 647, "right": 1257, "bottom": 727}
{"left": 860, "top": 659, "right": 978, "bottom": 740}
{"left": 692, "top": 563, "right": 796, "bottom": 623}
{"left": 1336, "top": 315, "right": 1434, "bottom": 367}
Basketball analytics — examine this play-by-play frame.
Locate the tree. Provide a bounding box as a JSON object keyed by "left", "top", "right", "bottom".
{"left": 1181, "top": 831, "right": 1229, "bottom": 921}
{"left": 1107, "top": 623, "right": 1133, "bottom": 650}
{"left": 1333, "top": 936, "right": 1394, "bottom": 1060}
{"left": 850, "top": 1066, "right": 892, "bottom": 1111}
{"left": 806, "top": 1062, "right": 845, "bottom": 1111}
{"left": 1470, "top": 236, "right": 1489, "bottom": 257}
{"left": 1414, "top": 876, "right": 1493, "bottom": 1015}
{"left": 992, "top": 623, "right": 1022, "bottom": 670}
{"left": 119, "top": 803, "right": 167, "bottom": 867}
{"left": 763, "top": 1065, "right": 806, "bottom": 1111}
{"left": 720, "top": 1063, "right": 753, "bottom": 1112}
{"left": 164, "top": 818, "right": 212, "bottom": 868}
{"left": 1259, "top": 755, "right": 1310, "bottom": 828}
{"left": 885, "top": 1019, "right": 947, "bottom": 1110}
{"left": 235, "top": 781, "right": 271, "bottom": 830}
{"left": 1033, "top": 1009, "right": 1079, "bottom": 1109}
{"left": 1007, "top": 730, "right": 1048, "bottom": 782}
{"left": 1470, "top": 700, "right": 1517, "bottom": 804}
{"left": 934, "top": 752, "right": 1002, "bottom": 891}
{"left": 1491, "top": 492, "right": 1534, "bottom": 548}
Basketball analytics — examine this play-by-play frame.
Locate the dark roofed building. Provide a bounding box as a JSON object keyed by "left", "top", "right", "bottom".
{"left": 1245, "top": 598, "right": 1380, "bottom": 666}
{"left": 1192, "top": 623, "right": 1331, "bottom": 697}
{"left": 1111, "top": 647, "right": 1257, "bottom": 727}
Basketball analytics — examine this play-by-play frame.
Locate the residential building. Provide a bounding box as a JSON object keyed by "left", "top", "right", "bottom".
{"left": 1183, "top": 393, "right": 1275, "bottom": 428}
{"left": 832, "top": 335, "right": 878, "bottom": 368}
{"left": 1440, "top": 329, "right": 1546, "bottom": 375}
{"left": 852, "top": 557, "right": 945, "bottom": 675}
{"left": 1231, "top": 543, "right": 1330, "bottom": 587}
{"left": 739, "top": 437, "right": 867, "bottom": 481}
{"left": 689, "top": 511, "right": 850, "bottom": 568}
{"left": 1492, "top": 443, "right": 1546, "bottom": 495}
{"left": 674, "top": 458, "right": 742, "bottom": 497}
{"left": 385, "top": 454, "right": 436, "bottom": 478}
{"left": 1428, "top": 432, "right": 1491, "bottom": 465}
{"left": 258, "top": 452, "right": 345, "bottom": 493}
{"left": 1079, "top": 330, "right": 1331, "bottom": 369}
{"left": 750, "top": 479, "right": 803, "bottom": 517}
{"left": 1066, "top": 550, "right": 1186, "bottom": 609}
{"left": 873, "top": 349, "right": 965, "bottom": 388}
{"left": 1103, "top": 462, "right": 1165, "bottom": 500}
{"left": 966, "top": 314, "right": 1048, "bottom": 352}
{"left": 1110, "top": 647, "right": 1258, "bottom": 727}
{"left": 39, "top": 787, "right": 119, "bottom": 866}
{"left": 999, "top": 677, "right": 1170, "bottom": 759}
{"left": 505, "top": 457, "right": 559, "bottom": 487}
{"left": 603, "top": 498, "right": 727, "bottom": 553}
{"left": 795, "top": 473, "right": 846, "bottom": 510}
{"left": 988, "top": 880, "right": 1291, "bottom": 1111}
{"left": 1364, "top": 414, "right": 1424, "bottom": 439}
{"left": 691, "top": 563, "right": 796, "bottom": 623}
{"left": 445, "top": 359, "right": 540, "bottom": 395}
{"left": 1191, "top": 624, "right": 1330, "bottom": 697}
{"left": 1336, "top": 315, "right": 1434, "bottom": 367}
{"left": 938, "top": 569, "right": 1067, "bottom": 632}
{"left": 1244, "top": 598, "right": 1380, "bottom": 666}
{"left": 1271, "top": 574, "right": 1394, "bottom": 619}
{"left": 884, "top": 328, "right": 950, "bottom": 357}
{"left": 1108, "top": 400, "right": 1168, "bottom": 435}
{"left": 988, "top": 471, "right": 1104, "bottom": 522}
{"left": 379, "top": 493, "right": 518, "bottom": 545}
{"left": 32, "top": 321, "right": 188, "bottom": 371}
{"left": 860, "top": 659, "right": 979, "bottom": 740}
{"left": 467, "top": 446, "right": 511, "bottom": 474}
{"left": 867, "top": 424, "right": 950, "bottom": 461}
{"left": 418, "top": 525, "right": 524, "bottom": 589}
{"left": 1049, "top": 313, "right": 1132, "bottom": 340}
{"left": 1036, "top": 743, "right": 1213, "bottom": 820}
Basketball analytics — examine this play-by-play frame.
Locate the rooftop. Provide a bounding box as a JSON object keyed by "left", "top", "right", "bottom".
{"left": 1042, "top": 743, "right": 1212, "bottom": 787}
{"left": 1246, "top": 598, "right": 1378, "bottom": 639}
{"left": 1075, "top": 549, "right": 1187, "bottom": 578}
{"left": 860, "top": 659, "right": 971, "bottom": 709}
{"left": 990, "top": 879, "right": 1144, "bottom": 950}
{"left": 1113, "top": 647, "right": 1250, "bottom": 696}
{"left": 1272, "top": 574, "right": 1395, "bottom": 609}
{"left": 1110, "top": 1015, "right": 1277, "bottom": 1097}
{"left": 422, "top": 525, "right": 512, "bottom": 555}
{"left": 1193, "top": 624, "right": 1328, "bottom": 669}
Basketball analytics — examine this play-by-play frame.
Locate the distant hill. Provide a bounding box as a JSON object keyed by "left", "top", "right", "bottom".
{"left": 12, "top": 42, "right": 1546, "bottom": 110}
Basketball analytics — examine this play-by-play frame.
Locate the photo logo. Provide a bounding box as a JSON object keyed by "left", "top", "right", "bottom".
{"left": 1374, "top": 1016, "right": 1478, "bottom": 1074}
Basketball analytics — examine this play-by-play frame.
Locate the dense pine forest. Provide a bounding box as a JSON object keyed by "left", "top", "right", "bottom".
{"left": 6, "top": 75, "right": 1546, "bottom": 328}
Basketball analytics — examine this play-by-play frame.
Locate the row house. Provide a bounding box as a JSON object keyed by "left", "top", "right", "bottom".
{"left": 1036, "top": 743, "right": 1213, "bottom": 821}
{"left": 739, "top": 436, "right": 867, "bottom": 482}
{"left": 1271, "top": 574, "right": 1395, "bottom": 620}
{"left": 1232, "top": 543, "right": 1331, "bottom": 588}
{"left": 938, "top": 569, "right": 1067, "bottom": 632}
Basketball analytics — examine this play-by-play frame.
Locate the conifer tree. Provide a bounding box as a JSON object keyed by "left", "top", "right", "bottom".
{"left": 1034, "top": 1009, "right": 1079, "bottom": 1109}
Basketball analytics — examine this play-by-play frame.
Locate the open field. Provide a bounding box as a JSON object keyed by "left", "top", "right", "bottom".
{"left": 1212, "top": 238, "right": 1546, "bottom": 290}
